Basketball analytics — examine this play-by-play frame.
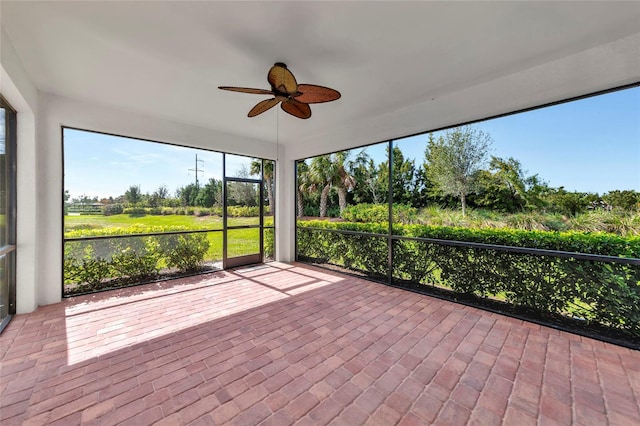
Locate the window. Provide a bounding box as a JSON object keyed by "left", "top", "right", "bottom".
{"left": 63, "top": 128, "right": 274, "bottom": 296}
{"left": 0, "top": 96, "right": 17, "bottom": 332}
{"left": 295, "top": 86, "right": 640, "bottom": 345}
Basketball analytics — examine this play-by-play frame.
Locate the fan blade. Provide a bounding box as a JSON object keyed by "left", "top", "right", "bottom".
{"left": 295, "top": 84, "right": 341, "bottom": 104}
{"left": 219, "top": 86, "right": 274, "bottom": 95}
{"left": 281, "top": 99, "right": 311, "bottom": 119}
{"left": 268, "top": 63, "right": 298, "bottom": 95}
{"left": 248, "top": 98, "right": 280, "bottom": 117}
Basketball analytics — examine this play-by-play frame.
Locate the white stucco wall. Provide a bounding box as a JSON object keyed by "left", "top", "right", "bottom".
{"left": 275, "top": 149, "right": 295, "bottom": 262}
{"left": 1, "top": 25, "right": 39, "bottom": 314}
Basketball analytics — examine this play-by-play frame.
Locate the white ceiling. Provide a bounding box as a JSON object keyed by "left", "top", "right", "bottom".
{"left": 2, "top": 1, "right": 639, "bottom": 158}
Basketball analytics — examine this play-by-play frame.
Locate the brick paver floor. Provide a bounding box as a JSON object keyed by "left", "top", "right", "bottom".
{"left": 1, "top": 262, "right": 639, "bottom": 425}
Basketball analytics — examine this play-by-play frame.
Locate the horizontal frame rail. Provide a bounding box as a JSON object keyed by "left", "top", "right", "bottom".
{"left": 64, "top": 228, "right": 223, "bottom": 242}
{"left": 225, "top": 177, "right": 262, "bottom": 184}
{"left": 65, "top": 225, "right": 275, "bottom": 242}
{"left": 0, "top": 245, "right": 16, "bottom": 257}
{"left": 298, "top": 226, "right": 640, "bottom": 266}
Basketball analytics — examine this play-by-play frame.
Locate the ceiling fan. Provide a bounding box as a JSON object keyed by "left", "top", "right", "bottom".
{"left": 219, "top": 63, "right": 341, "bottom": 119}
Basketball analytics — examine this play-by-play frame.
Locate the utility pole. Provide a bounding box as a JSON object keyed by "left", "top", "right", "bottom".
{"left": 188, "top": 154, "right": 204, "bottom": 188}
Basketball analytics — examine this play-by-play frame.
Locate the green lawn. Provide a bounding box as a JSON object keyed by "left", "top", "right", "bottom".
{"left": 64, "top": 214, "right": 273, "bottom": 262}
{"left": 65, "top": 214, "right": 273, "bottom": 232}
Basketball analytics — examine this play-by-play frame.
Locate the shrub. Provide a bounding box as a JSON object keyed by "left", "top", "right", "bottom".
{"left": 342, "top": 203, "right": 386, "bottom": 222}
{"left": 264, "top": 228, "right": 275, "bottom": 259}
{"left": 297, "top": 221, "right": 640, "bottom": 338}
{"left": 195, "top": 208, "right": 211, "bottom": 217}
{"left": 123, "top": 207, "right": 147, "bottom": 217}
{"left": 64, "top": 225, "right": 212, "bottom": 293}
{"left": 64, "top": 255, "right": 110, "bottom": 287}
{"left": 226, "top": 206, "right": 260, "bottom": 217}
{"left": 65, "top": 223, "right": 103, "bottom": 232}
{"left": 64, "top": 244, "right": 111, "bottom": 291}
{"left": 159, "top": 233, "right": 210, "bottom": 272}
{"left": 103, "top": 204, "right": 124, "bottom": 216}
{"left": 342, "top": 203, "right": 417, "bottom": 224}
{"left": 504, "top": 213, "right": 550, "bottom": 231}
{"left": 109, "top": 237, "right": 162, "bottom": 279}
{"left": 65, "top": 224, "right": 188, "bottom": 239}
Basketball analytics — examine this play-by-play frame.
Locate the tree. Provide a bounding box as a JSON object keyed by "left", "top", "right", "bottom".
{"left": 64, "top": 190, "right": 71, "bottom": 215}
{"left": 545, "top": 187, "right": 591, "bottom": 217}
{"left": 228, "top": 165, "right": 258, "bottom": 207}
{"left": 251, "top": 159, "right": 275, "bottom": 214}
{"left": 331, "top": 151, "right": 356, "bottom": 215}
{"left": 349, "top": 150, "right": 382, "bottom": 205}
{"left": 195, "top": 178, "right": 222, "bottom": 208}
{"left": 378, "top": 146, "right": 418, "bottom": 206}
{"left": 308, "top": 152, "right": 356, "bottom": 217}
{"left": 296, "top": 161, "right": 312, "bottom": 218}
{"left": 474, "top": 156, "right": 529, "bottom": 212}
{"left": 177, "top": 183, "right": 199, "bottom": 207}
{"left": 425, "top": 126, "right": 492, "bottom": 216}
{"left": 412, "top": 165, "right": 432, "bottom": 208}
{"left": 603, "top": 190, "right": 640, "bottom": 211}
{"left": 124, "top": 185, "right": 142, "bottom": 206}
{"left": 73, "top": 194, "right": 97, "bottom": 205}
{"left": 308, "top": 155, "right": 333, "bottom": 217}
{"left": 148, "top": 185, "right": 169, "bottom": 208}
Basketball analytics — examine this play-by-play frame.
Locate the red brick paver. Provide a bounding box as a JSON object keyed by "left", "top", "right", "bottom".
{"left": 1, "top": 262, "right": 639, "bottom": 425}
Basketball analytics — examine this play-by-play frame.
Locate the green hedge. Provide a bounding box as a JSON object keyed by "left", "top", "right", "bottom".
{"left": 264, "top": 228, "right": 275, "bottom": 259}
{"left": 342, "top": 203, "right": 418, "bottom": 223}
{"left": 115, "top": 206, "right": 259, "bottom": 218}
{"left": 297, "top": 221, "right": 640, "bottom": 338}
{"left": 64, "top": 225, "right": 210, "bottom": 294}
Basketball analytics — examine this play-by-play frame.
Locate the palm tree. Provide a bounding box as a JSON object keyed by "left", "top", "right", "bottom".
{"left": 308, "top": 152, "right": 356, "bottom": 217}
{"left": 296, "top": 161, "right": 312, "bottom": 218}
{"left": 309, "top": 155, "right": 333, "bottom": 217}
{"left": 332, "top": 151, "right": 356, "bottom": 215}
{"left": 250, "top": 159, "right": 275, "bottom": 215}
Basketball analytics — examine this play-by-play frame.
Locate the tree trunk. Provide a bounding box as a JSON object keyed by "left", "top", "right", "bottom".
{"left": 337, "top": 187, "right": 347, "bottom": 216}
{"left": 266, "top": 178, "right": 273, "bottom": 215}
{"left": 461, "top": 192, "right": 466, "bottom": 217}
{"left": 297, "top": 190, "right": 304, "bottom": 218}
{"left": 320, "top": 184, "right": 331, "bottom": 217}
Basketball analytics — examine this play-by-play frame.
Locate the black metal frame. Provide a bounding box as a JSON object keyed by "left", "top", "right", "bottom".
{"left": 0, "top": 95, "right": 17, "bottom": 333}
{"left": 293, "top": 83, "right": 640, "bottom": 343}
{"left": 298, "top": 226, "right": 640, "bottom": 266}
{"left": 294, "top": 83, "right": 640, "bottom": 268}
{"left": 263, "top": 158, "right": 276, "bottom": 261}
{"left": 61, "top": 127, "right": 276, "bottom": 297}
{"left": 65, "top": 228, "right": 223, "bottom": 242}
{"left": 223, "top": 167, "right": 264, "bottom": 269}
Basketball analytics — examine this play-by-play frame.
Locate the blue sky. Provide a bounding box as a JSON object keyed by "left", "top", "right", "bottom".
{"left": 64, "top": 131, "right": 258, "bottom": 199}
{"left": 65, "top": 87, "right": 639, "bottom": 200}
{"left": 0, "top": 109, "right": 5, "bottom": 155}
{"left": 365, "top": 86, "right": 640, "bottom": 194}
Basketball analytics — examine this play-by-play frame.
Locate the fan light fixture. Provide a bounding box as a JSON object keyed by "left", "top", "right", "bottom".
{"left": 219, "top": 62, "right": 341, "bottom": 119}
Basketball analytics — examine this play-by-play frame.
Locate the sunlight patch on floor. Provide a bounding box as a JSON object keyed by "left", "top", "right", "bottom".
{"left": 64, "top": 263, "right": 340, "bottom": 365}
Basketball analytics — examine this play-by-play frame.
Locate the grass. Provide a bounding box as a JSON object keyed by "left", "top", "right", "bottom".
{"left": 64, "top": 214, "right": 274, "bottom": 262}
{"left": 65, "top": 214, "right": 273, "bottom": 233}
{"left": 65, "top": 214, "right": 221, "bottom": 230}
{"left": 405, "top": 206, "right": 639, "bottom": 236}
